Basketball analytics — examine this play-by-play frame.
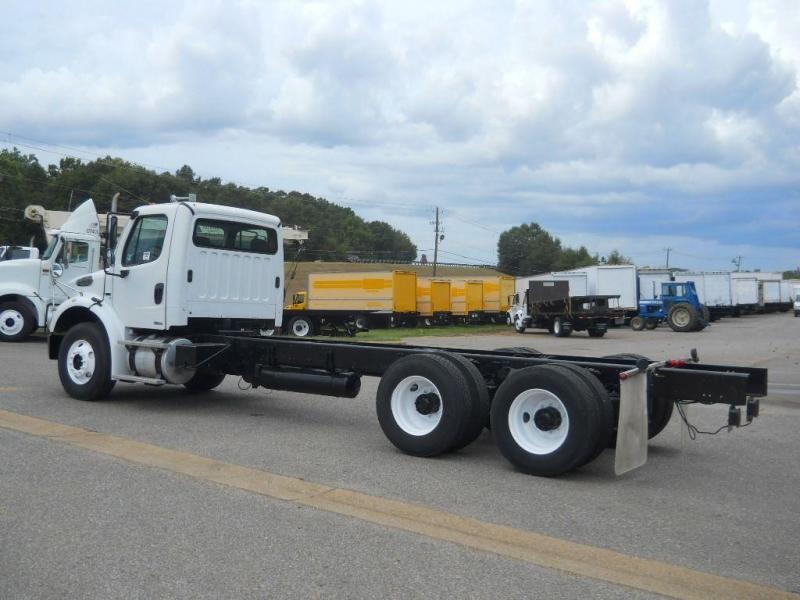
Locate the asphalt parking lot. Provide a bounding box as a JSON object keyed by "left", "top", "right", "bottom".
{"left": 1, "top": 313, "right": 799, "bottom": 599}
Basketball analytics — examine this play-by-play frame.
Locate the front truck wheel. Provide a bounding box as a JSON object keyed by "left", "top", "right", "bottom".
{"left": 58, "top": 322, "right": 115, "bottom": 401}
{"left": 0, "top": 301, "right": 35, "bottom": 342}
{"left": 288, "top": 316, "right": 315, "bottom": 337}
{"left": 376, "top": 354, "right": 472, "bottom": 457}
{"left": 630, "top": 316, "right": 645, "bottom": 331}
{"left": 184, "top": 370, "right": 226, "bottom": 392}
{"left": 490, "top": 364, "right": 605, "bottom": 476}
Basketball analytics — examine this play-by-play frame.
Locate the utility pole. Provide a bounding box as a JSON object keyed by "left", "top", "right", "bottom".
{"left": 432, "top": 207, "right": 441, "bottom": 276}
{"left": 732, "top": 255, "right": 743, "bottom": 272}
{"left": 664, "top": 247, "right": 672, "bottom": 269}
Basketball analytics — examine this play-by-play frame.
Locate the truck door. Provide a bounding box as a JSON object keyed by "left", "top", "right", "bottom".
{"left": 112, "top": 214, "right": 172, "bottom": 329}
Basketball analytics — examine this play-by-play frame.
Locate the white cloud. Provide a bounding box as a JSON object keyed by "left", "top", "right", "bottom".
{"left": 0, "top": 0, "right": 798, "bottom": 270}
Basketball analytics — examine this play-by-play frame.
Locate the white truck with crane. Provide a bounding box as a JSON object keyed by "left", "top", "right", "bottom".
{"left": 45, "top": 198, "right": 765, "bottom": 477}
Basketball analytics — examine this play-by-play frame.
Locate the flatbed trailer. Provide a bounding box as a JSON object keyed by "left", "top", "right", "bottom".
{"left": 45, "top": 199, "right": 767, "bottom": 478}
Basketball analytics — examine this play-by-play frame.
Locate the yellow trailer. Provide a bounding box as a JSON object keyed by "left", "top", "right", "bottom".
{"left": 284, "top": 270, "right": 418, "bottom": 336}
{"left": 450, "top": 279, "right": 485, "bottom": 321}
{"left": 416, "top": 278, "right": 452, "bottom": 322}
{"left": 472, "top": 275, "right": 515, "bottom": 319}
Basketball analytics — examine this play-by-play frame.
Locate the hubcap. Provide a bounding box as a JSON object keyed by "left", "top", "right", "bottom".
{"left": 390, "top": 375, "right": 443, "bottom": 436}
{"left": 0, "top": 309, "right": 24, "bottom": 337}
{"left": 508, "top": 388, "right": 569, "bottom": 455}
{"left": 292, "top": 320, "right": 310, "bottom": 336}
{"left": 673, "top": 308, "right": 690, "bottom": 328}
{"left": 65, "top": 339, "right": 96, "bottom": 385}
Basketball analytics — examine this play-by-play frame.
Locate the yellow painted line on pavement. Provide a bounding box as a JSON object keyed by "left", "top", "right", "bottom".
{"left": 0, "top": 408, "right": 795, "bottom": 600}
{"left": 0, "top": 387, "right": 20, "bottom": 392}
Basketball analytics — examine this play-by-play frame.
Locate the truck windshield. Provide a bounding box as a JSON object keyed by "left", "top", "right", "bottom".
{"left": 42, "top": 235, "right": 59, "bottom": 260}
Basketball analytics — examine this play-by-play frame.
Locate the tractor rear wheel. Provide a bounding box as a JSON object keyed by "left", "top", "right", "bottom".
{"left": 667, "top": 303, "right": 698, "bottom": 332}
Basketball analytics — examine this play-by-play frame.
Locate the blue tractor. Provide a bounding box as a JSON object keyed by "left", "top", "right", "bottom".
{"left": 631, "top": 281, "right": 710, "bottom": 332}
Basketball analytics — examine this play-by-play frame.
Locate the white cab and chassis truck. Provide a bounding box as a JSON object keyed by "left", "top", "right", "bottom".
{"left": 47, "top": 200, "right": 766, "bottom": 477}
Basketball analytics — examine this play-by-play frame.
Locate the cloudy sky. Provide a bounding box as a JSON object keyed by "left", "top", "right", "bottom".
{"left": 1, "top": 0, "right": 798, "bottom": 271}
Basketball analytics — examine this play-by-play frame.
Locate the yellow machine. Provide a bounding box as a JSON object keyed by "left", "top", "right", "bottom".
{"left": 416, "top": 278, "right": 452, "bottom": 322}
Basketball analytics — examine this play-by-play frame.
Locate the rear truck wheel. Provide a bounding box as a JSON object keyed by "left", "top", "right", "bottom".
{"left": 354, "top": 315, "right": 369, "bottom": 330}
{"left": 548, "top": 363, "right": 614, "bottom": 466}
{"left": 602, "top": 353, "right": 674, "bottom": 444}
{"left": 58, "top": 322, "right": 115, "bottom": 401}
{"left": 439, "top": 353, "right": 491, "bottom": 448}
{"left": 630, "top": 316, "right": 646, "bottom": 331}
{"left": 587, "top": 327, "right": 606, "bottom": 338}
{"left": 667, "top": 303, "right": 698, "bottom": 333}
{"left": 0, "top": 301, "right": 35, "bottom": 342}
{"left": 184, "top": 370, "right": 226, "bottom": 392}
{"left": 376, "top": 354, "right": 471, "bottom": 457}
{"left": 645, "top": 319, "right": 658, "bottom": 330}
{"left": 490, "top": 365, "right": 602, "bottom": 476}
{"left": 553, "top": 317, "right": 572, "bottom": 337}
{"left": 288, "top": 316, "right": 315, "bottom": 337}
{"left": 701, "top": 306, "right": 710, "bottom": 323}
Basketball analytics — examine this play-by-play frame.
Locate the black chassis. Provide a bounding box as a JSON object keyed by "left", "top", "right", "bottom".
{"left": 176, "top": 335, "right": 767, "bottom": 410}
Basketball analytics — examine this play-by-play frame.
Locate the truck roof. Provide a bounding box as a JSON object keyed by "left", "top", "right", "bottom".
{"left": 133, "top": 202, "right": 282, "bottom": 228}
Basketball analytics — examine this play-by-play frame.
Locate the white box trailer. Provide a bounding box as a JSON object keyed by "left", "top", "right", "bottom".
{"left": 517, "top": 265, "right": 636, "bottom": 312}
{"left": 730, "top": 273, "right": 760, "bottom": 313}
{"left": 637, "top": 270, "right": 673, "bottom": 301}
{"left": 673, "top": 272, "right": 732, "bottom": 306}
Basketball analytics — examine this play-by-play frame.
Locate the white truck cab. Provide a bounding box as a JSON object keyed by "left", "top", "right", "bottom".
{"left": 793, "top": 285, "right": 800, "bottom": 317}
{"left": 0, "top": 199, "right": 101, "bottom": 341}
{"left": 48, "top": 199, "right": 284, "bottom": 399}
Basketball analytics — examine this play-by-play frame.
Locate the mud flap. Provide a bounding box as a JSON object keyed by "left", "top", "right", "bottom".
{"left": 615, "top": 372, "right": 649, "bottom": 475}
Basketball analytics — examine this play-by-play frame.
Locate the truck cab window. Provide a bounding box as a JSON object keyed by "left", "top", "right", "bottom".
{"left": 193, "top": 219, "right": 277, "bottom": 255}
{"left": 122, "top": 215, "right": 168, "bottom": 267}
{"left": 42, "top": 235, "right": 59, "bottom": 260}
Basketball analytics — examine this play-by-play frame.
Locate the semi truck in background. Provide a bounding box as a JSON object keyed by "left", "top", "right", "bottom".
{"left": 793, "top": 283, "right": 800, "bottom": 317}
{"left": 284, "top": 270, "right": 418, "bottom": 336}
{"left": 0, "top": 200, "right": 105, "bottom": 341}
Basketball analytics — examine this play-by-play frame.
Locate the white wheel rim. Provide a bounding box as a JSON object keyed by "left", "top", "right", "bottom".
{"left": 0, "top": 309, "right": 25, "bottom": 336}
{"left": 390, "top": 375, "right": 443, "bottom": 436}
{"left": 673, "top": 309, "right": 690, "bottom": 327}
{"left": 66, "top": 339, "right": 96, "bottom": 385}
{"left": 508, "top": 388, "right": 569, "bottom": 455}
{"left": 292, "top": 320, "right": 310, "bottom": 336}
{"left": 554, "top": 320, "right": 561, "bottom": 334}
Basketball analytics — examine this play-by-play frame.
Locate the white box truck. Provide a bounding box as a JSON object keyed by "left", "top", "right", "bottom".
{"left": 730, "top": 273, "right": 760, "bottom": 315}
{"left": 637, "top": 270, "right": 673, "bottom": 301}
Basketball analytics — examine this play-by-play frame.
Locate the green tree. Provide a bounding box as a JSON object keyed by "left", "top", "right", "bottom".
{"left": 602, "top": 249, "right": 632, "bottom": 265}
{"left": 497, "top": 223, "right": 563, "bottom": 275}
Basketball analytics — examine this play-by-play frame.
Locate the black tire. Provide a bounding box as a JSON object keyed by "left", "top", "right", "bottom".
{"left": 630, "top": 316, "right": 646, "bottom": 331}
{"left": 184, "top": 370, "right": 226, "bottom": 392}
{"left": 288, "top": 316, "right": 315, "bottom": 337}
{"left": 439, "top": 353, "right": 491, "bottom": 449}
{"left": 493, "top": 347, "right": 543, "bottom": 355}
{"left": 58, "top": 322, "right": 115, "bottom": 401}
{"left": 354, "top": 315, "right": 369, "bottom": 330}
{"left": 587, "top": 328, "right": 606, "bottom": 338}
{"left": 514, "top": 317, "right": 526, "bottom": 333}
{"left": 550, "top": 363, "right": 614, "bottom": 466}
{"left": 602, "top": 353, "right": 674, "bottom": 443}
{"left": 553, "top": 317, "right": 572, "bottom": 337}
{"left": 645, "top": 319, "right": 658, "bottom": 330}
{"left": 701, "top": 306, "right": 710, "bottom": 323}
{"left": 667, "top": 303, "right": 698, "bottom": 332}
{"left": 376, "top": 354, "right": 472, "bottom": 457}
{"left": 0, "top": 300, "right": 36, "bottom": 342}
{"left": 490, "top": 364, "right": 601, "bottom": 476}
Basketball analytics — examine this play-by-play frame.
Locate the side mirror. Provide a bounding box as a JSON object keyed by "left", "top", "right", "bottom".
{"left": 52, "top": 263, "right": 64, "bottom": 279}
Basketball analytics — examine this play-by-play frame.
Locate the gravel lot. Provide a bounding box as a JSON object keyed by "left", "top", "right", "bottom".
{"left": 1, "top": 312, "right": 798, "bottom": 598}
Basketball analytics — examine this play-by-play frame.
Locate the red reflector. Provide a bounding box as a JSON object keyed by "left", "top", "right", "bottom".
{"left": 668, "top": 359, "right": 687, "bottom": 367}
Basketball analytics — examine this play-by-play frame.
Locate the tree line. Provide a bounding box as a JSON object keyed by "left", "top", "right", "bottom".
{"left": 497, "top": 222, "right": 630, "bottom": 275}
{"left": 0, "top": 149, "right": 417, "bottom": 262}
